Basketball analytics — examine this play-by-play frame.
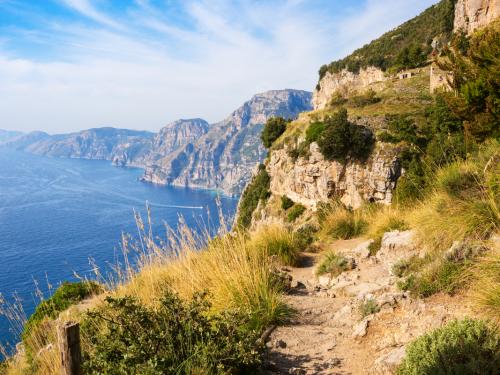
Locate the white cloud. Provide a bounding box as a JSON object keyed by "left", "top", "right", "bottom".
{"left": 0, "top": 0, "right": 439, "bottom": 133}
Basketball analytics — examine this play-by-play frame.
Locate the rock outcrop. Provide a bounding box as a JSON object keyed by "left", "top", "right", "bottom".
{"left": 313, "top": 67, "right": 387, "bottom": 110}
{"left": 141, "top": 90, "right": 312, "bottom": 196}
{"left": 454, "top": 0, "right": 500, "bottom": 34}
{"left": 266, "top": 142, "right": 401, "bottom": 210}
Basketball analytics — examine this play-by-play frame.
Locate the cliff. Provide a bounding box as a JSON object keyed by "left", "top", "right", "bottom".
{"left": 454, "top": 0, "right": 500, "bottom": 34}
{"left": 313, "top": 67, "right": 386, "bottom": 110}
{"left": 267, "top": 142, "right": 401, "bottom": 210}
{"left": 141, "top": 90, "right": 312, "bottom": 196}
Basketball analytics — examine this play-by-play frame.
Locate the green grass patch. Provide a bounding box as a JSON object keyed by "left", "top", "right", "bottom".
{"left": 358, "top": 298, "right": 380, "bottom": 318}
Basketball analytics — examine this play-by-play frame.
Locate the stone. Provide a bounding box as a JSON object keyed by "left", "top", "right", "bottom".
{"left": 353, "top": 239, "right": 374, "bottom": 258}
{"left": 289, "top": 367, "right": 306, "bottom": 375}
{"left": 352, "top": 319, "right": 370, "bottom": 338}
{"left": 274, "top": 339, "right": 287, "bottom": 349}
{"left": 317, "top": 274, "right": 333, "bottom": 288}
{"left": 372, "top": 346, "right": 406, "bottom": 374}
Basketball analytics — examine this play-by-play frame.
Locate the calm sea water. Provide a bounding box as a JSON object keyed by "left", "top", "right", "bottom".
{"left": 0, "top": 150, "right": 238, "bottom": 351}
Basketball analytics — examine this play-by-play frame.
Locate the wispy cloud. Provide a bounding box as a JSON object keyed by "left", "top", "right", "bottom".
{"left": 0, "top": 0, "right": 439, "bottom": 133}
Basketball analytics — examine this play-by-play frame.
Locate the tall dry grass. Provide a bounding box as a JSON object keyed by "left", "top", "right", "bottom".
{"left": 1, "top": 207, "right": 293, "bottom": 374}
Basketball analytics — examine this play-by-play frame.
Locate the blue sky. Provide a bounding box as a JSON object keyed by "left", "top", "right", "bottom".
{"left": 0, "top": 0, "right": 439, "bottom": 133}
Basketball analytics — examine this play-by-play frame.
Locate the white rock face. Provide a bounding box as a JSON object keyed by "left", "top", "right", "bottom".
{"left": 372, "top": 346, "right": 406, "bottom": 374}
{"left": 454, "top": 0, "right": 500, "bottom": 35}
{"left": 267, "top": 142, "right": 401, "bottom": 210}
{"left": 313, "top": 67, "right": 387, "bottom": 110}
{"left": 377, "top": 230, "right": 418, "bottom": 272}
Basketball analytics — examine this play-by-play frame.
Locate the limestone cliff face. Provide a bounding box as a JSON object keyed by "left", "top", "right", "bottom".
{"left": 313, "top": 67, "right": 386, "bottom": 110}
{"left": 112, "top": 119, "right": 209, "bottom": 167}
{"left": 454, "top": 0, "right": 500, "bottom": 34}
{"left": 267, "top": 142, "right": 401, "bottom": 210}
{"left": 141, "top": 90, "right": 313, "bottom": 196}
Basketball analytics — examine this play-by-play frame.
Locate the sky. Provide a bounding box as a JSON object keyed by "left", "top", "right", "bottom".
{"left": 0, "top": 0, "right": 439, "bottom": 134}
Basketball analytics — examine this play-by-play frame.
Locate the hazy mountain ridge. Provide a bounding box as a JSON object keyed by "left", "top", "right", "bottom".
{"left": 2, "top": 89, "right": 312, "bottom": 195}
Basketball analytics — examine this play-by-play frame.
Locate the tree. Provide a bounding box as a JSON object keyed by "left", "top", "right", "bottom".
{"left": 261, "top": 117, "right": 289, "bottom": 148}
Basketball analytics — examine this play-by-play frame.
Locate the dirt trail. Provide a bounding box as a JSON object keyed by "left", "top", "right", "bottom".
{"left": 265, "top": 238, "right": 472, "bottom": 375}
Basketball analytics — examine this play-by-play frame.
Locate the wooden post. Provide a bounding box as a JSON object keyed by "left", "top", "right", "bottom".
{"left": 58, "top": 321, "right": 82, "bottom": 375}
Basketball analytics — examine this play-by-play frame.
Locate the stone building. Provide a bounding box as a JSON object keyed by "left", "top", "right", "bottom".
{"left": 430, "top": 64, "right": 453, "bottom": 94}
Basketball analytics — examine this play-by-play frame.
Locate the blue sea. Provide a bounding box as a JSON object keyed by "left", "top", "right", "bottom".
{"left": 0, "top": 150, "right": 238, "bottom": 352}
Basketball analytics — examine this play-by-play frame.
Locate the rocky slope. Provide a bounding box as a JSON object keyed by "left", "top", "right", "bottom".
{"left": 0, "top": 129, "right": 24, "bottom": 144}
{"left": 454, "top": 0, "right": 500, "bottom": 34}
{"left": 267, "top": 142, "right": 401, "bottom": 210}
{"left": 141, "top": 90, "right": 312, "bottom": 195}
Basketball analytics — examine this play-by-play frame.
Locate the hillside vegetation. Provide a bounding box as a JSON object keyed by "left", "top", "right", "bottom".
{"left": 319, "top": 0, "right": 455, "bottom": 79}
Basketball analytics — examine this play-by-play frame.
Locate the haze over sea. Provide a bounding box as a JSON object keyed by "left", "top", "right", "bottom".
{"left": 0, "top": 149, "right": 237, "bottom": 350}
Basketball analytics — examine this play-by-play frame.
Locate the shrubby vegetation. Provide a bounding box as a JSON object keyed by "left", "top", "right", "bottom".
{"left": 398, "top": 319, "right": 500, "bottom": 374}
{"left": 358, "top": 298, "right": 380, "bottom": 318}
{"left": 319, "top": 203, "right": 368, "bottom": 240}
{"left": 261, "top": 117, "right": 290, "bottom": 148}
{"left": 23, "top": 281, "right": 102, "bottom": 342}
{"left": 316, "top": 251, "right": 352, "bottom": 277}
{"left": 281, "top": 195, "right": 295, "bottom": 210}
{"left": 316, "top": 108, "right": 374, "bottom": 163}
{"left": 82, "top": 291, "right": 263, "bottom": 374}
{"left": 236, "top": 164, "right": 270, "bottom": 229}
{"left": 318, "top": 0, "right": 455, "bottom": 79}
{"left": 287, "top": 204, "right": 306, "bottom": 222}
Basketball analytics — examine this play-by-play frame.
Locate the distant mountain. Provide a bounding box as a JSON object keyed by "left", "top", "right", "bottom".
{"left": 0, "top": 129, "right": 25, "bottom": 144}
{"left": 3, "top": 89, "right": 312, "bottom": 196}
{"left": 141, "top": 89, "right": 313, "bottom": 195}
{"left": 8, "top": 128, "right": 154, "bottom": 161}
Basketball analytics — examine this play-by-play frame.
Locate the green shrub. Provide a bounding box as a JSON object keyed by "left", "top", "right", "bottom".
{"left": 328, "top": 215, "right": 367, "bottom": 240}
{"left": 236, "top": 165, "right": 270, "bottom": 229}
{"left": 294, "top": 224, "right": 317, "bottom": 249}
{"left": 358, "top": 298, "right": 380, "bottom": 318}
{"left": 305, "top": 121, "right": 325, "bottom": 144}
{"left": 287, "top": 204, "right": 306, "bottom": 222}
{"left": 348, "top": 89, "right": 381, "bottom": 107}
{"left": 392, "top": 259, "right": 411, "bottom": 278}
{"left": 23, "top": 281, "right": 102, "bottom": 341}
{"left": 316, "top": 251, "right": 352, "bottom": 277}
{"left": 328, "top": 93, "right": 348, "bottom": 107}
{"left": 398, "top": 319, "right": 500, "bottom": 374}
{"left": 261, "top": 117, "right": 289, "bottom": 148}
{"left": 281, "top": 195, "right": 295, "bottom": 210}
{"left": 82, "top": 291, "right": 263, "bottom": 375}
{"left": 317, "top": 108, "right": 374, "bottom": 163}
{"left": 398, "top": 260, "right": 468, "bottom": 298}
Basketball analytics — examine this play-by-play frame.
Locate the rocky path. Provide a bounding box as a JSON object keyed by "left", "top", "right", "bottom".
{"left": 265, "top": 233, "right": 472, "bottom": 375}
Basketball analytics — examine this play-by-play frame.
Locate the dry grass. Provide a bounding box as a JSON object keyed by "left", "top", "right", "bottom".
{"left": 468, "top": 244, "right": 500, "bottom": 324}
{"left": 319, "top": 203, "right": 368, "bottom": 240}
{"left": 1, "top": 211, "right": 293, "bottom": 374}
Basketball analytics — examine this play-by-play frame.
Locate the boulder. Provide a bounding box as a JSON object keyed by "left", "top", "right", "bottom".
{"left": 372, "top": 346, "right": 406, "bottom": 374}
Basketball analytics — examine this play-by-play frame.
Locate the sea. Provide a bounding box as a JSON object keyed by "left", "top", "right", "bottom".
{"left": 0, "top": 149, "right": 238, "bottom": 353}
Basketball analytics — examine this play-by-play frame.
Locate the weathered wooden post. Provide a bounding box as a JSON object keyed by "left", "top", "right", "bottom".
{"left": 58, "top": 321, "right": 82, "bottom": 375}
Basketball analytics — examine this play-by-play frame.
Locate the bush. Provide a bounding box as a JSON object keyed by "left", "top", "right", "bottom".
{"left": 398, "top": 319, "right": 500, "bottom": 374}
{"left": 294, "top": 224, "right": 317, "bottom": 249}
{"left": 305, "top": 121, "right": 325, "bottom": 144}
{"left": 316, "top": 251, "right": 352, "bottom": 277}
{"left": 287, "top": 204, "right": 306, "bottom": 222}
{"left": 281, "top": 195, "right": 295, "bottom": 210}
{"left": 236, "top": 165, "right": 270, "bottom": 229}
{"left": 317, "top": 108, "right": 374, "bottom": 163}
{"left": 358, "top": 298, "right": 380, "bottom": 318}
{"left": 398, "top": 259, "right": 468, "bottom": 297}
{"left": 23, "top": 281, "right": 102, "bottom": 341}
{"left": 261, "top": 117, "right": 289, "bottom": 148}
{"left": 82, "top": 290, "right": 263, "bottom": 375}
